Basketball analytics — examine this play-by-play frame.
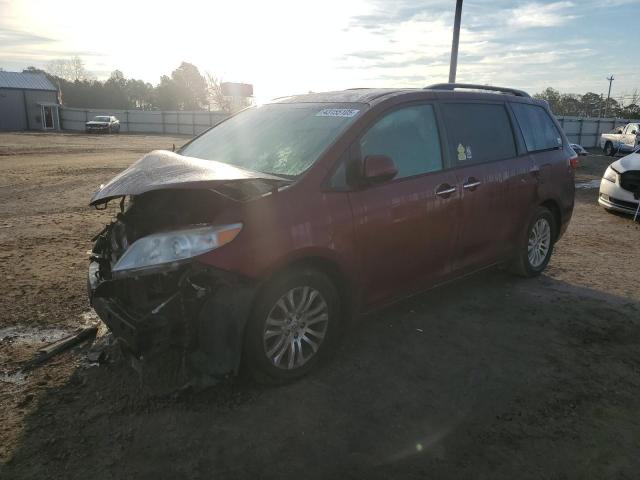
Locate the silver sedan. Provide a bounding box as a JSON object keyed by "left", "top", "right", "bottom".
{"left": 598, "top": 147, "right": 640, "bottom": 218}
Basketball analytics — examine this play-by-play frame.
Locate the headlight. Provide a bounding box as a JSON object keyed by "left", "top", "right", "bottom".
{"left": 603, "top": 166, "right": 618, "bottom": 184}
{"left": 112, "top": 223, "right": 242, "bottom": 275}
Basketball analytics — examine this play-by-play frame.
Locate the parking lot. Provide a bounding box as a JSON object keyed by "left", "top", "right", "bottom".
{"left": 1, "top": 132, "right": 639, "bottom": 479}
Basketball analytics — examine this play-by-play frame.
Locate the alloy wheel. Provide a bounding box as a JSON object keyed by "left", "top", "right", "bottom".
{"left": 262, "top": 286, "right": 329, "bottom": 370}
{"left": 527, "top": 218, "right": 551, "bottom": 268}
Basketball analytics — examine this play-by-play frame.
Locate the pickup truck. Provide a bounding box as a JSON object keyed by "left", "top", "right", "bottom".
{"left": 600, "top": 122, "right": 640, "bottom": 156}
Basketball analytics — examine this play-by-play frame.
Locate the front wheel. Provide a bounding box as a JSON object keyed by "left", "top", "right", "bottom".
{"left": 243, "top": 268, "right": 340, "bottom": 383}
{"left": 511, "top": 206, "right": 556, "bottom": 277}
{"left": 604, "top": 142, "right": 615, "bottom": 156}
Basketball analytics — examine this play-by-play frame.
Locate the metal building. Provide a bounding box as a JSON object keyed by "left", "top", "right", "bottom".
{"left": 0, "top": 71, "right": 61, "bottom": 131}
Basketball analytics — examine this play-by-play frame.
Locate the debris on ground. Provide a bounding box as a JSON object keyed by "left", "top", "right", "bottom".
{"left": 22, "top": 327, "right": 97, "bottom": 370}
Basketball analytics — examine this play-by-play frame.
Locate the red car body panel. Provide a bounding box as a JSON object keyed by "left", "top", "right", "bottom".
{"left": 87, "top": 86, "right": 576, "bottom": 376}
{"left": 191, "top": 89, "right": 575, "bottom": 312}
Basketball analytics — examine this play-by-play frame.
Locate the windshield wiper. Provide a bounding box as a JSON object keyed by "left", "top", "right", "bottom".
{"left": 263, "top": 172, "right": 296, "bottom": 181}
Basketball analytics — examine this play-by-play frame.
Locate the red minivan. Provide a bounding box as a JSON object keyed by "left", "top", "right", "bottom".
{"left": 88, "top": 84, "right": 575, "bottom": 382}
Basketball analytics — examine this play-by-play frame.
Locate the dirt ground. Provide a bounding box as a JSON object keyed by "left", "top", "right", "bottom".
{"left": 1, "top": 132, "right": 639, "bottom": 479}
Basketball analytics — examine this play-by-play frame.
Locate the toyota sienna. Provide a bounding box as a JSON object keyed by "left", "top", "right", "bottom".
{"left": 88, "top": 83, "right": 576, "bottom": 383}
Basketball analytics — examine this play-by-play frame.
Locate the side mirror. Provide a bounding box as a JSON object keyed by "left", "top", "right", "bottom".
{"left": 632, "top": 130, "right": 638, "bottom": 135}
{"left": 616, "top": 129, "right": 623, "bottom": 134}
{"left": 363, "top": 155, "right": 398, "bottom": 184}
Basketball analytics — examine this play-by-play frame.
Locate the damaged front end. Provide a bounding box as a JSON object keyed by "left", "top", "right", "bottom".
{"left": 87, "top": 150, "right": 288, "bottom": 379}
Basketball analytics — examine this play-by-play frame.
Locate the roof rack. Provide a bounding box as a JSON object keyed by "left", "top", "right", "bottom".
{"left": 423, "top": 83, "right": 531, "bottom": 98}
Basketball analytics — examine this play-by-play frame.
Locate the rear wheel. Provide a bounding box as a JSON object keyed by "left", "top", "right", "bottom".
{"left": 511, "top": 206, "right": 556, "bottom": 277}
{"left": 604, "top": 142, "right": 615, "bottom": 156}
{"left": 243, "top": 268, "right": 340, "bottom": 383}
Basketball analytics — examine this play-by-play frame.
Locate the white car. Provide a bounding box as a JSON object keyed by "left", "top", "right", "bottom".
{"left": 600, "top": 123, "right": 639, "bottom": 156}
{"left": 85, "top": 115, "right": 120, "bottom": 133}
{"left": 599, "top": 147, "right": 640, "bottom": 216}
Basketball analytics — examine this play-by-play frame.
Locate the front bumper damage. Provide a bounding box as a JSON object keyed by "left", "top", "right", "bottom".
{"left": 85, "top": 151, "right": 288, "bottom": 380}
{"left": 88, "top": 259, "right": 256, "bottom": 379}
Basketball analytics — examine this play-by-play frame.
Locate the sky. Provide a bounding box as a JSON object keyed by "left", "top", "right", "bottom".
{"left": 1, "top": 0, "right": 639, "bottom": 103}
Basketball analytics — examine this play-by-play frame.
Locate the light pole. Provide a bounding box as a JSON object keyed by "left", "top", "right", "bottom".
{"left": 448, "top": 0, "right": 464, "bottom": 83}
{"left": 604, "top": 75, "right": 614, "bottom": 118}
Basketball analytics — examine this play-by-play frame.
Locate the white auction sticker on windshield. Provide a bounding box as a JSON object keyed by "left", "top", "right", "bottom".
{"left": 315, "top": 108, "right": 360, "bottom": 118}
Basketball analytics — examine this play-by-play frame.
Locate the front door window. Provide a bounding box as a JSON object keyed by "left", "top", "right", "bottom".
{"left": 359, "top": 105, "right": 443, "bottom": 178}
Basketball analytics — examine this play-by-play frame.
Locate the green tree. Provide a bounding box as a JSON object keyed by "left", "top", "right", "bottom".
{"left": 154, "top": 75, "right": 180, "bottom": 110}
{"left": 579, "top": 92, "right": 603, "bottom": 117}
{"left": 126, "top": 79, "right": 154, "bottom": 109}
{"left": 103, "top": 70, "right": 129, "bottom": 109}
{"left": 534, "top": 87, "right": 562, "bottom": 114}
{"left": 170, "top": 62, "right": 208, "bottom": 110}
{"left": 557, "top": 94, "right": 582, "bottom": 116}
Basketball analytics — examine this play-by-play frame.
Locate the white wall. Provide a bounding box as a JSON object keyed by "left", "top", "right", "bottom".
{"left": 60, "top": 107, "right": 638, "bottom": 148}
{"left": 60, "top": 107, "right": 228, "bottom": 135}
{"left": 556, "top": 116, "right": 639, "bottom": 148}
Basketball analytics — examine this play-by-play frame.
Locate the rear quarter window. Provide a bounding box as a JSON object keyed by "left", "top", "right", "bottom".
{"left": 441, "top": 103, "right": 516, "bottom": 164}
{"left": 511, "top": 103, "right": 562, "bottom": 152}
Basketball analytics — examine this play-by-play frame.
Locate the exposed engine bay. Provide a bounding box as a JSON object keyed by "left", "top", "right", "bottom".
{"left": 91, "top": 188, "right": 229, "bottom": 277}
{"left": 88, "top": 187, "right": 264, "bottom": 381}
{"left": 86, "top": 150, "right": 291, "bottom": 381}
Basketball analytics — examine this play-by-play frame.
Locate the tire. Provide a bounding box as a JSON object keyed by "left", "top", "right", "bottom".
{"left": 604, "top": 142, "right": 615, "bottom": 156}
{"left": 511, "top": 206, "right": 556, "bottom": 278}
{"left": 243, "top": 268, "right": 340, "bottom": 383}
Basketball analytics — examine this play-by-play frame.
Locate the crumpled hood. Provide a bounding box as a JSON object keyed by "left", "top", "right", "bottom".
{"left": 90, "top": 150, "right": 286, "bottom": 206}
{"left": 612, "top": 152, "right": 640, "bottom": 173}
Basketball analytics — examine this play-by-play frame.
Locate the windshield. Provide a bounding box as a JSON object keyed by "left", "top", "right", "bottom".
{"left": 94, "top": 116, "right": 110, "bottom": 122}
{"left": 180, "top": 103, "right": 363, "bottom": 176}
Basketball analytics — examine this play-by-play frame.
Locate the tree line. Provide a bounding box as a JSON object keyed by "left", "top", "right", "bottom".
{"left": 18, "top": 57, "right": 640, "bottom": 118}
{"left": 534, "top": 87, "right": 640, "bottom": 118}
{"left": 23, "top": 57, "right": 242, "bottom": 113}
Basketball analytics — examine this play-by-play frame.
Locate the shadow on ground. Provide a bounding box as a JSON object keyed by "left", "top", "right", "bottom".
{"left": 2, "top": 270, "right": 640, "bottom": 480}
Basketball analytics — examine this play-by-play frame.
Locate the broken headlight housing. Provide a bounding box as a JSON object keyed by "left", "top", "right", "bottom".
{"left": 112, "top": 223, "right": 242, "bottom": 276}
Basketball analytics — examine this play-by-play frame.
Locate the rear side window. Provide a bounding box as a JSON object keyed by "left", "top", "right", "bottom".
{"left": 359, "top": 104, "right": 443, "bottom": 179}
{"left": 441, "top": 103, "right": 516, "bottom": 163}
{"left": 511, "top": 103, "right": 562, "bottom": 152}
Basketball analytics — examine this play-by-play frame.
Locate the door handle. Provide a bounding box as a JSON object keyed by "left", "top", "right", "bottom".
{"left": 463, "top": 180, "right": 481, "bottom": 190}
{"left": 435, "top": 184, "right": 456, "bottom": 198}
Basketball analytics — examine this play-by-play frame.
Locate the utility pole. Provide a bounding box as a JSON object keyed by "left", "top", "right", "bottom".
{"left": 448, "top": 0, "right": 464, "bottom": 83}
{"left": 604, "top": 75, "right": 614, "bottom": 118}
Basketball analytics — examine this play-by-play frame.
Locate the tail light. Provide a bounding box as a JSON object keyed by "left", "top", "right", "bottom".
{"left": 569, "top": 154, "right": 579, "bottom": 169}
